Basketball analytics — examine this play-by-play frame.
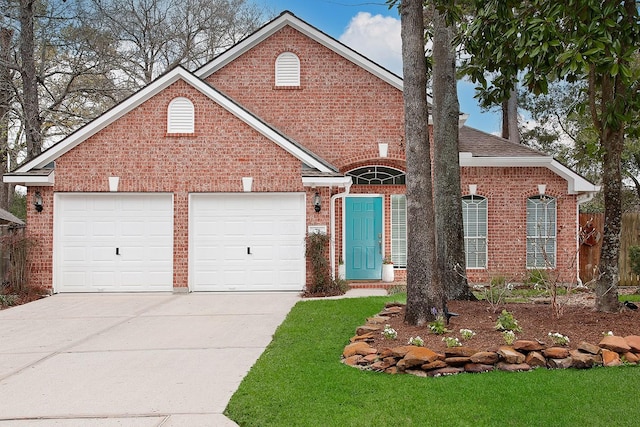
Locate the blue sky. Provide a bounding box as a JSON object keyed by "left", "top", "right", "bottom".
{"left": 261, "top": 0, "right": 502, "bottom": 134}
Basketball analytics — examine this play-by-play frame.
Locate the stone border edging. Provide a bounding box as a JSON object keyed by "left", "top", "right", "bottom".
{"left": 342, "top": 304, "right": 640, "bottom": 377}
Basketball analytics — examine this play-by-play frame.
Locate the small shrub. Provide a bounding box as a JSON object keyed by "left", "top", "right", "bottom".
{"left": 428, "top": 316, "right": 450, "bottom": 335}
{"left": 629, "top": 246, "right": 640, "bottom": 276}
{"left": 0, "top": 294, "right": 18, "bottom": 307}
{"left": 408, "top": 336, "right": 424, "bottom": 346}
{"left": 460, "top": 329, "right": 476, "bottom": 340}
{"left": 304, "top": 232, "right": 349, "bottom": 296}
{"left": 548, "top": 332, "right": 570, "bottom": 346}
{"left": 502, "top": 330, "right": 517, "bottom": 345}
{"left": 526, "top": 269, "right": 548, "bottom": 287}
{"left": 382, "top": 324, "right": 397, "bottom": 340}
{"left": 495, "top": 309, "right": 522, "bottom": 332}
{"left": 442, "top": 336, "right": 462, "bottom": 348}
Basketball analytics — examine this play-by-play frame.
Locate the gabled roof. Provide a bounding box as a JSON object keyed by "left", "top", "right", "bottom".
{"left": 458, "top": 126, "right": 599, "bottom": 195}
{"left": 195, "top": 10, "right": 403, "bottom": 91}
{"left": 5, "top": 66, "right": 337, "bottom": 185}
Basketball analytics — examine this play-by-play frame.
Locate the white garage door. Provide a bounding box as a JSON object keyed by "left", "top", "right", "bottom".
{"left": 54, "top": 193, "right": 174, "bottom": 293}
{"left": 190, "top": 193, "right": 305, "bottom": 291}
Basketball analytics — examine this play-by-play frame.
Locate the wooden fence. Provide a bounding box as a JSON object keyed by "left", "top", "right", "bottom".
{"left": 579, "top": 212, "right": 640, "bottom": 286}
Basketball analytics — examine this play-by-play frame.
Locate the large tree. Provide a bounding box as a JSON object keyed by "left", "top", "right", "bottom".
{"left": 463, "top": 0, "right": 640, "bottom": 312}
{"left": 399, "top": 0, "right": 446, "bottom": 325}
{"left": 431, "top": 4, "right": 475, "bottom": 301}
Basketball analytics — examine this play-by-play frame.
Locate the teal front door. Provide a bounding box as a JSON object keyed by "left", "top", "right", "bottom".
{"left": 345, "top": 197, "right": 383, "bottom": 280}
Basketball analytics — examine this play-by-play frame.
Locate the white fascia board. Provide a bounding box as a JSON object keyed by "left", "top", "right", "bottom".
{"left": 4, "top": 171, "right": 55, "bottom": 186}
{"left": 302, "top": 176, "right": 352, "bottom": 188}
{"left": 195, "top": 13, "right": 404, "bottom": 91}
{"left": 15, "top": 68, "right": 193, "bottom": 173}
{"left": 16, "top": 67, "right": 332, "bottom": 174}
{"left": 459, "top": 154, "right": 599, "bottom": 195}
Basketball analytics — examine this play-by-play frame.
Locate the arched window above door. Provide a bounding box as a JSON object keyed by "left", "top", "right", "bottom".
{"left": 346, "top": 166, "right": 405, "bottom": 185}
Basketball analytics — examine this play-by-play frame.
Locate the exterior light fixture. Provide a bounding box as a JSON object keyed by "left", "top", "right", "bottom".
{"left": 314, "top": 192, "right": 321, "bottom": 213}
{"left": 34, "top": 191, "right": 43, "bottom": 213}
{"left": 538, "top": 184, "right": 546, "bottom": 195}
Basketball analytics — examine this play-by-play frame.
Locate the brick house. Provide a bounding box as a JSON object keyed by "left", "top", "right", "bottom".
{"left": 4, "top": 11, "right": 598, "bottom": 293}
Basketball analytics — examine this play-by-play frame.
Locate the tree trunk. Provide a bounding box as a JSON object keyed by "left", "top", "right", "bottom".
{"left": 431, "top": 8, "right": 475, "bottom": 301}
{"left": 501, "top": 88, "right": 519, "bottom": 143}
{"left": 20, "top": 0, "right": 42, "bottom": 159}
{"left": 0, "top": 27, "right": 13, "bottom": 210}
{"left": 400, "top": 0, "right": 445, "bottom": 326}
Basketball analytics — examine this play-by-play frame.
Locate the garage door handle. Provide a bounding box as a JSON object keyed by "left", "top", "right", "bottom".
{"left": 247, "top": 247, "right": 251, "bottom": 255}
{"left": 116, "top": 247, "right": 120, "bottom": 255}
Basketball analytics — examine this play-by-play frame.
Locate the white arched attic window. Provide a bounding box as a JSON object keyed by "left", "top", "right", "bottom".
{"left": 167, "top": 97, "right": 194, "bottom": 133}
{"left": 275, "top": 52, "right": 300, "bottom": 86}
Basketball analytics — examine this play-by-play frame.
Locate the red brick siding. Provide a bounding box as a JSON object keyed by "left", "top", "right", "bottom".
{"left": 27, "top": 80, "right": 305, "bottom": 291}
{"left": 461, "top": 167, "right": 578, "bottom": 284}
{"left": 206, "top": 26, "right": 406, "bottom": 168}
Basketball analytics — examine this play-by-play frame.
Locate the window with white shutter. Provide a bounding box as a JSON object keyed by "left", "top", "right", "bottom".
{"left": 391, "top": 195, "right": 407, "bottom": 268}
{"left": 167, "top": 97, "right": 194, "bottom": 134}
{"left": 275, "top": 52, "right": 300, "bottom": 86}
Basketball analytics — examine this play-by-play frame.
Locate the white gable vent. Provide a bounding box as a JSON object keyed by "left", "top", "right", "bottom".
{"left": 167, "top": 97, "right": 194, "bottom": 133}
{"left": 275, "top": 52, "right": 300, "bottom": 86}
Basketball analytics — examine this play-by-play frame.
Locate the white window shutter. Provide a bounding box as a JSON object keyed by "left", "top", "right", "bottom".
{"left": 275, "top": 52, "right": 300, "bottom": 86}
{"left": 167, "top": 97, "right": 194, "bottom": 133}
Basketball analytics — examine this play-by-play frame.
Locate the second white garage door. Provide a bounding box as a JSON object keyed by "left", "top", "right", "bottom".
{"left": 190, "top": 193, "right": 306, "bottom": 291}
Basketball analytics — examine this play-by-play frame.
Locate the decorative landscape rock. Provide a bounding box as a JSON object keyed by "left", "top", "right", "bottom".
{"left": 599, "top": 335, "right": 631, "bottom": 353}
{"left": 497, "top": 346, "right": 526, "bottom": 364}
{"left": 514, "top": 340, "right": 545, "bottom": 352}
{"left": 342, "top": 305, "right": 640, "bottom": 377}
{"left": 624, "top": 335, "right": 640, "bottom": 352}
{"left": 542, "top": 347, "right": 570, "bottom": 359}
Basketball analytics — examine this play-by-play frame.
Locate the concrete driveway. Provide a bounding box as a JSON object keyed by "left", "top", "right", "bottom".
{"left": 0, "top": 292, "right": 299, "bottom": 426}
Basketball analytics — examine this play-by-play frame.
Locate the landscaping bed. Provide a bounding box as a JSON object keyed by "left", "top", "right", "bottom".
{"left": 343, "top": 290, "right": 640, "bottom": 376}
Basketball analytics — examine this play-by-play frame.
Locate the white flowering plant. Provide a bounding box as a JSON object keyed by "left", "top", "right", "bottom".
{"left": 408, "top": 336, "right": 424, "bottom": 347}
{"left": 442, "top": 336, "right": 461, "bottom": 348}
{"left": 548, "top": 332, "right": 570, "bottom": 346}
{"left": 603, "top": 331, "right": 614, "bottom": 336}
{"left": 503, "top": 330, "right": 517, "bottom": 345}
{"left": 460, "top": 329, "right": 476, "bottom": 340}
{"left": 382, "top": 324, "right": 397, "bottom": 340}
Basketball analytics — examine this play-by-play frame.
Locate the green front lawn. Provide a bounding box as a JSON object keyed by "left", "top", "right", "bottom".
{"left": 225, "top": 296, "right": 640, "bottom": 426}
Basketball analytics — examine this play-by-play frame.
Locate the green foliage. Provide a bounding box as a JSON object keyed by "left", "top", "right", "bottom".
{"left": 0, "top": 294, "right": 18, "bottom": 307}
{"left": 428, "top": 315, "right": 450, "bottom": 335}
{"left": 305, "top": 233, "right": 349, "bottom": 296}
{"left": 494, "top": 309, "right": 522, "bottom": 332}
{"left": 629, "top": 246, "right": 640, "bottom": 276}
{"left": 526, "top": 269, "right": 548, "bottom": 287}
{"left": 10, "top": 192, "right": 26, "bottom": 222}
{"left": 225, "top": 297, "right": 640, "bottom": 426}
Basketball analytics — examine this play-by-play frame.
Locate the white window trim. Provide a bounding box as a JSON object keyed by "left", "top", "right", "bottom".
{"left": 462, "top": 195, "right": 488, "bottom": 270}
{"left": 526, "top": 196, "right": 557, "bottom": 269}
{"left": 167, "top": 97, "right": 194, "bottom": 134}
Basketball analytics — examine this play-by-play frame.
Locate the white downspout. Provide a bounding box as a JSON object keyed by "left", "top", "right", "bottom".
{"left": 330, "top": 180, "right": 352, "bottom": 279}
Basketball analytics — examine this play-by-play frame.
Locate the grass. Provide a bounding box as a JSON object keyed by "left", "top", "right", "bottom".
{"left": 225, "top": 295, "right": 640, "bottom": 426}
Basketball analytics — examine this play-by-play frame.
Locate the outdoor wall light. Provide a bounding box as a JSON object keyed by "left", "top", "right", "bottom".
{"left": 314, "top": 192, "right": 321, "bottom": 213}
{"left": 538, "top": 184, "right": 547, "bottom": 195}
{"left": 34, "top": 191, "right": 43, "bottom": 213}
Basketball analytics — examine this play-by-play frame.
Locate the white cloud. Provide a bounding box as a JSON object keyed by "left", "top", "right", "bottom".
{"left": 339, "top": 12, "right": 402, "bottom": 75}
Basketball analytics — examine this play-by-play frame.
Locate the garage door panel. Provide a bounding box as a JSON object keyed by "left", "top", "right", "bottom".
{"left": 190, "top": 193, "right": 305, "bottom": 291}
{"left": 55, "top": 194, "right": 173, "bottom": 293}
